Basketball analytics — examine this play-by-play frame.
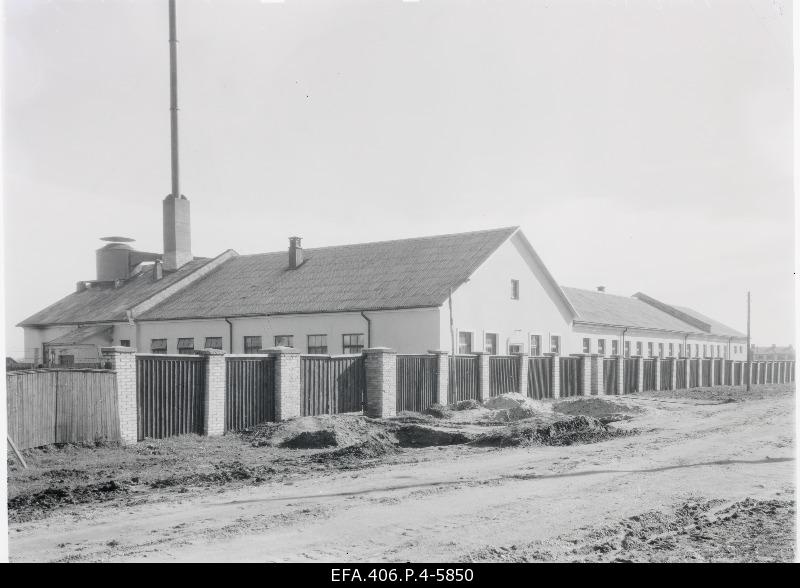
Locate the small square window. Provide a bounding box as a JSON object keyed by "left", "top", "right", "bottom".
{"left": 274, "top": 335, "right": 294, "bottom": 348}
{"left": 120, "top": 339, "right": 130, "bottom": 348}
{"left": 177, "top": 338, "right": 195, "bottom": 354}
{"left": 308, "top": 334, "right": 328, "bottom": 354}
{"left": 151, "top": 339, "right": 167, "bottom": 354}
{"left": 530, "top": 335, "right": 541, "bottom": 356}
{"left": 243, "top": 336, "right": 262, "bottom": 354}
{"left": 204, "top": 337, "right": 223, "bottom": 350}
{"left": 485, "top": 333, "right": 498, "bottom": 355}
{"left": 343, "top": 334, "right": 365, "bottom": 354}
{"left": 510, "top": 279, "right": 519, "bottom": 300}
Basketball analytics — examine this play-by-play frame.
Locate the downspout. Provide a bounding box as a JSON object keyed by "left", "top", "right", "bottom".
{"left": 225, "top": 318, "right": 234, "bottom": 352}
{"left": 360, "top": 311, "right": 371, "bottom": 348}
{"left": 684, "top": 334, "right": 688, "bottom": 358}
{"left": 621, "top": 327, "right": 628, "bottom": 357}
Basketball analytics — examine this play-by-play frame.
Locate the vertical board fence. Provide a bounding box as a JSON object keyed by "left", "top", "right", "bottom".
{"left": 700, "top": 359, "right": 711, "bottom": 387}
{"left": 559, "top": 356, "right": 582, "bottom": 398}
{"left": 642, "top": 359, "right": 657, "bottom": 392}
{"left": 300, "top": 355, "right": 365, "bottom": 416}
{"left": 660, "top": 359, "right": 673, "bottom": 390}
{"left": 448, "top": 355, "right": 480, "bottom": 403}
{"left": 6, "top": 369, "right": 119, "bottom": 450}
{"left": 623, "top": 358, "right": 638, "bottom": 394}
{"left": 225, "top": 356, "right": 276, "bottom": 431}
{"left": 489, "top": 356, "right": 519, "bottom": 397}
{"left": 136, "top": 355, "right": 205, "bottom": 440}
{"left": 396, "top": 355, "right": 438, "bottom": 412}
{"left": 604, "top": 357, "right": 619, "bottom": 395}
{"left": 689, "top": 359, "right": 700, "bottom": 388}
{"left": 527, "top": 357, "right": 552, "bottom": 399}
{"left": 675, "top": 359, "right": 687, "bottom": 389}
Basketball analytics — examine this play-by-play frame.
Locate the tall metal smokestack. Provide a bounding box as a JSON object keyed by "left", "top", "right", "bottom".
{"left": 163, "top": 0, "right": 192, "bottom": 271}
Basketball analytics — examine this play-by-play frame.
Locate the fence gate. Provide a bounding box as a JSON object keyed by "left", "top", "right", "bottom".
{"left": 489, "top": 356, "right": 519, "bottom": 397}
{"left": 623, "top": 358, "right": 638, "bottom": 394}
{"left": 225, "top": 356, "right": 276, "bottom": 431}
{"left": 559, "top": 356, "right": 582, "bottom": 398}
{"left": 449, "top": 355, "right": 480, "bottom": 403}
{"left": 300, "top": 355, "right": 365, "bottom": 416}
{"left": 603, "top": 357, "right": 619, "bottom": 395}
{"left": 642, "top": 359, "right": 656, "bottom": 392}
{"left": 136, "top": 356, "right": 205, "bottom": 440}
{"left": 527, "top": 356, "right": 552, "bottom": 399}
{"left": 396, "top": 355, "right": 438, "bottom": 412}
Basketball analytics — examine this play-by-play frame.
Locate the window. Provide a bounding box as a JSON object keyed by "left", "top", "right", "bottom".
{"left": 598, "top": 339, "right": 606, "bottom": 356}
{"left": 120, "top": 339, "right": 130, "bottom": 348}
{"left": 60, "top": 354, "right": 74, "bottom": 366}
{"left": 243, "top": 336, "right": 262, "bottom": 354}
{"left": 343, "top": 334, "right": 365, "bottom": 355}
{"left": 151, "top": 339, "right": 167, "bottom": 354}
{"left": 274, "top": 335, "right": 294, "bottom": 348}
{"left": 624, "top": 341, "right": 631, "bottom": 357}
{"left": 703, "top": 344, "right": 707, "bottom": 357}
{"left": 458, "top": 332, "right": 473, "bottom": 354}
{"left": 307, "top": 335, "right": 328, "bottom": 354}
{"left": 582, "top": 338, "right": 591, "bottom": 354}
{"left": 717, "top": 345, "right": 721, "bottom": 357}
{"left": 204, "top": 337, "right": 223, "bottom": 350}
{"left": 530, "top": 335, "right": 541, "bottom": 356}
{"left": 687, "top": 345, "right": 692, "bottom": 358}
{"left": 636, "top": 342, "right": 643, "bottom": 356}
{"left": 177, "top": 338, "right": 195, "bottom": 355}
{"left": 550, "top": 335, "right": 561, "bottom": 354}
{"left": 509, "top": 343, "right": 523, "bottom": 354}
{"left": 695, "top": 344, "right": 699, "bottom": 357}
{"left": 658, "top": 343, "right": 664, "bottom": 358}
{"left": 485, "top": 333, "right": 498, "bottom": 355}
{"left": 612, "top": 340, "right": 619, "bottom": 355}
{"left": 647, "top": 342, "right": 654, "bottom": 357}
{"left": 669, "top": 343, "right": 674, "bottom": 357}
{"left": 511, "top": 279, "right": 520, "bottom": 300}
{"left": 679, "top": 344, "right": 684, "bottom": 357}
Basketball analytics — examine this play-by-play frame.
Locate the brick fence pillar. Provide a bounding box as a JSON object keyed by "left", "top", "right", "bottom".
{"left": 197, "top": 349, "right": 226, "bottom": 436}
{"left": 263, "top": 346, "right": 301, "bottom": 421}
{"left": 545, "top": 352, "right": 561, "bottom": 399}
{"left": 616, "top": 355, "right": 625, "bottom": 395}
{"left": 636, "top": 356, "right": 644, "bottom": 393}
{"left": 101, "top": 346, "right": 138, "bottom": 445}
{"left": 475, "top": 352, "right": 491, "bottom": 403}
{"left": 364, "top": 348, "right": 397, "bottom": 418}
{"left": 516, "top": 352, "right": 529, "bottom": 397}
{"left": 428, "top": 350, "right": 449, "bottom": 406}
{"left": 589, "top": 354, "right": 603, "bottom": 396}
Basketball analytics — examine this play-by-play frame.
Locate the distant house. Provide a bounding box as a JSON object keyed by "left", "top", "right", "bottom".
{"left": 18, "top": 196, "right": 747, "bottom": 364}
{"left": 751, "top": 345, "right": 795, "bottom": 362}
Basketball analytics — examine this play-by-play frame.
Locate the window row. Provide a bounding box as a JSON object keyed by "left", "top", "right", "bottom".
{"left": 457, "top": 332, "right": 561, "bottom": 356}
{"left": 581, "top": 338, "right": 734, "bottom": 359}
{"left": 148, "top": 334, "right": 365, "bottom": 355}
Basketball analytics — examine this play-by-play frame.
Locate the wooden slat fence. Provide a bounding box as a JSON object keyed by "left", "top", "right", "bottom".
{"left": 759, "top": 362, "right": 766, "bottom": 384}
{"left": 675, "top": 359, "right": 687, "bottom": 389}
{"left": 225, "top": 356, "right": 276, "bottom": 430}
{"left": 689, "top": 359, "right": 700, "bottom": 388}
{"left": 659, "top": 359, "right": 673, "bottom": 390}
{"left": 642, "top": 359, "right": 656, "bottom": 392}
{"left": 449, "top": 355, "right": 480, "bottom": 403}
{"left": 559, "top": 356, "right": 582, "bottom": 398}
{"left": 700, "top": 359, "right": 711, "bottom": 387}
{"left": 603, "top": 357, "right": 619, "bottom": 395}
{"left": 527, "top": 356, "right": 552, "bottom": 399}
{"left": 396, "top": 354, "right": 438, "bottom": 412}
{"left": 300, "top": 355, "right": 365, "bottom": 416}
{"left": 623, "top": 358, "right": 638, "bottom": 394}
{"left": 489, "top": 356, "right": 519, "bottom": 397}
{"left": 6, "top": 368, "right": 119, "bottom": 450}
{"left": 136, "top": 355, "right": 205, "bottom": 440}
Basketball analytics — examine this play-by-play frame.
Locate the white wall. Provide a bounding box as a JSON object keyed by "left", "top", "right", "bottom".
{"left": 440, "top": 231, "right": 575, "bottom": 354}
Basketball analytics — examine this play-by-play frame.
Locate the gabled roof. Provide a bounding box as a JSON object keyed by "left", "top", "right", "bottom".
{"left": 670, "top": 305, "right": 745, "bottom": 338}
{"left": 140, "top": 227, "right": 519, "bottom": 320}
{"left": 46, "top": 325, "right": 113, "bottom": 345}
{"left": 18, "top": 258, "right": 212, "bottom": 327}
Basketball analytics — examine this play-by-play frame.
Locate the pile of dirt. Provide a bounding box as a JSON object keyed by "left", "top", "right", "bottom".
{"left": 481, "top": 394, "right": 555, "bottom": 424}
{"left": 8, "top": 480, "right": 129, "bottom": 523}
{"left": 393, "top": 424, "right": 475, "bottom": 447}
{"left": 424, "top": 404, "right": 454, "bottom": 419}
{"left": 471, "top": 415, "right": 634, "bottom": 447}
{"left": 553, "top": 397, "right": 645, "bottom": 424}
{"left": 242, "top": 415, "right": 386, "bottom": 449}
{"left": 310, "top": 436, "right": 400, "bottom": 467}
{"left": 453, "top": 399, "right": 481, "bottom": 411}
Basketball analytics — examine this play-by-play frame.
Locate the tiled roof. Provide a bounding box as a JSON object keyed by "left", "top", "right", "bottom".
{"left": 671, "top": 305, "right": 746, "bottom": 338}
{"left": 140, "top": 227, "right": 518, "bottom": 320}
{"left": 18, "top": 258, "right": 212, "bottom": 326}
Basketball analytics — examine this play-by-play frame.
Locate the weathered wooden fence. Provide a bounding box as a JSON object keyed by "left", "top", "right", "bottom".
{"left": 225, "top": 356, "right": 276, "bottom": 431}
{"left": 527, "top": 356, "right": 552, "bottom": 399}
{"left": 448, "top": 355, "right": 480, "bottom": 403}
{"left": 623, "top": 358, "right": 638, "bottom": 394}
{"left": 642, "top": 359, "right": 657, "bottom": 392}
{"left": 300, "top": 355, "right": 365, "bottom": 416}
{"left": 136, "top": 355, "right": 205, "bottom": 440}
{"left": 660, "top": 359, "right": 673, "bottom": 390}
{"left": 559, "top": 356, "right": 582, "bottom": 398}
{"left": 700, "top": 359, "right": 711, "bottom": 387}
{"left": 6, "top": 369, "right": 119, "bottom": 450}
{"left": 603, "top": 357, "right": 619, "bottom": 395}
{"left": 396, "top": 354, "right": 438, "bottom": 412}
{"left": 675, "top": 359, "right": 687, "bottom": 389}
{"left": 489, "top": 356, "right": 519, "bottom": 397}
{"left": 689, "top": 359, "right": 700, "bottom": 388}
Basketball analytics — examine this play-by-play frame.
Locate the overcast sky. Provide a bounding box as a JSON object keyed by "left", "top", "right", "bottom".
{"left": 2, "top": 0, "right": 794, "bottom": 356}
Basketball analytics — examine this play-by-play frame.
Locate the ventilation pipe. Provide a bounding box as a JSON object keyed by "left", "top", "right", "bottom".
{"left": 289, "top": 237, "right": 304, "bottom": 269}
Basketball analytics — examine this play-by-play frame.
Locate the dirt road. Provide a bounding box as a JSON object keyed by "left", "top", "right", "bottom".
{"left": 8, "top": 390, "right": 795, "bottom": 562}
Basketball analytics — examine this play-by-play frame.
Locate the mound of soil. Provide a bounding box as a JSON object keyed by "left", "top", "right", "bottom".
{"left": 243, "top": 415, "right": 386, "bottom": 449}
{"left": 453, "top": 399, "right": 481, "bottom": 411}
{"left": 394, "top": 425, "right": 475, "bottom": 447}
{"left": 425, "top": 404, "right": 454, "bottom": 419}
{"left": 553, "top": 397, "right": 644, "bottom": 424}
{"left": 471, "top": 415, "right": 634, "bottom": 447}
{"left": 483, "top": 393, "right": 533, "bottom": 410}
{"left": 8, "top": 480, "right": 129, "bottom": 523}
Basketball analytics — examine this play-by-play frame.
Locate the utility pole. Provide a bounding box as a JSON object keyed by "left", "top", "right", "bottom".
{"left": 449, "top": 288, "right": 455, "bottom": 355}
{"left": 746, "top": 291, "right": 751, "bottom": 392}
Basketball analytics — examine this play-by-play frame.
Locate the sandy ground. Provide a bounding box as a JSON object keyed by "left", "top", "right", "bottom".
{"left": 7, "top": 386, "right": 796, "bottom": 562}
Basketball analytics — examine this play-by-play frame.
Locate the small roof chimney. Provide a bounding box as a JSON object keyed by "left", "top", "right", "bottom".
{"left": 596, "top": 286, "right": 606, "bottom": 293}
{"left": 289, "top": 237, "right": 304, "bottom": 269}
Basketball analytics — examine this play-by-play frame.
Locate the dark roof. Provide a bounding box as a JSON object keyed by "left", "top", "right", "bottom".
{"left": 18, "top": 258, "right": 212, "bottom": 327}
{"left": 140, "top": 227, "right": 518, "bottom": 320}
{"left": 563, "top": 287, "right": 746, "bottom": 338}
{"left": 46, "top": 325, "right": 113, "bottom": 345}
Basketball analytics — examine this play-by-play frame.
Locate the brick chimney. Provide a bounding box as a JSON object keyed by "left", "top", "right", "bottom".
{"left": 289, "top": 237, "right": 303, "bottom": 269}
{"left": 596, "top": 286, "right": 606, "bottom": 293}
{"left": 163, "top": 195, "right": 192, "bottom": 271}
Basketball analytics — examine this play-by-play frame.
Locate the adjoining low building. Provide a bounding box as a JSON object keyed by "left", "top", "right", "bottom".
{"left": 18, "top": 195, "right": 747, "bottom": 364}
{"left": 751, "top": 345, "right": 795, "bottom": 362}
